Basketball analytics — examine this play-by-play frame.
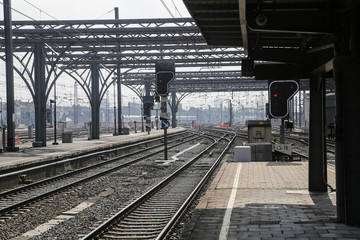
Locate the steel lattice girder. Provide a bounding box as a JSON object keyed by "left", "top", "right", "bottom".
{"left": 0, "top": 17, "right": 272, "bottom": 94}
{"left": 0, "top": 18, "right": 243, "bottom": 65}
{"left": 0, "top": 18, "right": 200, "bottom": 44}
{"left": 120, "top": 71, "right": 312, "bottom": 93}
{"left": 61, "top": 62, "right": 242, "bottom": 69}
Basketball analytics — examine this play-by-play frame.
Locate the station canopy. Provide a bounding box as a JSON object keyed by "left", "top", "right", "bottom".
{"left": 182, "top": 0, "right": 342, "bottom": 79}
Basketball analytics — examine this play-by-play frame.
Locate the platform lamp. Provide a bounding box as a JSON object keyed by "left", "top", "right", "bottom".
{"left": 52, "top": 81, "right": 58, "bottom": 145}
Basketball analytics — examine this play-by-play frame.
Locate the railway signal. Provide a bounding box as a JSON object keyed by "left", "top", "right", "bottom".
{"left": 155, "top": 71, "right": 174, "bottom": 96}
{"left": 268, "top": 80, "right": 299, "bottom": 118}
{"left": 155, "top": 61, "right": 175, "bottom": 97}
{"left": 143, "top": 102, "right": 154, "bottom": 118}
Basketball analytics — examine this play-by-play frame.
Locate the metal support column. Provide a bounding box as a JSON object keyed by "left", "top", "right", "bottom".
{"left": 171, "top": 91, "right": 177, "bottom": 128}
{"left": 3, "top": 0, "right": 18, "bottom": 151}
{"left": 115, "top": 7, "right": 123, "bottom": 135}
{"left": 117, "top": 67, "right": 122, "bottom": 134}
{"left": 141, "top": 100, "right": 144, "bottom": 132}
{"left": 33, "top": 43, "right": 47, "bottom": 147}
{"left": 229, "top": 100, "right": 233, "bottom": 127}
{"left": 144, "top": 81, "right": 152, "bottom": 133}
{"left": 113, "top": 82, "right": 117, "bottom": 136}
{"left": 308, "top": 74, "right": 327, "bottom": 192}
{"left": 333, "top": 5, "right": 360, "bottom": 225}
{"left": 91, "top": 63, "right": 100, "bottom": 139}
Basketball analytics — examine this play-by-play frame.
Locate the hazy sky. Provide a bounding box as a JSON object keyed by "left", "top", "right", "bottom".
{"left": 0, "top": 0, "right": 192, "bottom": 106}
{"left": 0, "top": 1, "right": 264, "bottom": 112}
{"left": 1, "top": 0, "right": 190, "bottom": 20}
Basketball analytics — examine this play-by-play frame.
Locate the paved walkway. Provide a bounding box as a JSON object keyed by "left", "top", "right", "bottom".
{"left": 0, "top": 127, "right": 185, "bottom": 171}
{"left": 181, "top": 161, "right": 360, "bottom": 239}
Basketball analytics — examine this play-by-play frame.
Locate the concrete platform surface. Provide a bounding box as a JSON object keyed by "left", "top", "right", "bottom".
{"left": 181, "top": 161, "right": 360, "bottom": 240}
{"left": 0, "top": 127, "right": 185, "bottom": 171}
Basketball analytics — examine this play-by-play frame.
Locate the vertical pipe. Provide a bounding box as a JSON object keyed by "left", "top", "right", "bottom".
{"left": 52, "top": 81, "right": 58, "bottom": 145}
{"left": 3, "top": 0, "right": 18, "bottom": 151}
{"left": 117, "top": 68, "right": 122, "bottom": 133}
{"left": 220, "top": 103, "right": 223, "bottom": 124}
{"left": 74, "top": 82, "right": 79, "bottom": 125}
{"left": 141, "top": 99, "right": 144, "bottom": 132}
{"left": 299, "top": 91, "right": 302, "bottom": 128}
{"left": 171, "top": 91, "right": 176, "bottom": 128}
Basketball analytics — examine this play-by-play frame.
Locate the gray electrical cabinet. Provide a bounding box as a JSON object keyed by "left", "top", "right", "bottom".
{"left": 247, "top": 120, "right": 272, "bottom": 143}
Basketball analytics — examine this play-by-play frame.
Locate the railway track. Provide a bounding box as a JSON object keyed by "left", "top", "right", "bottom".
{"left": 80, "top": 132, "right": 236, "bottom": 240}
{"left": 10, "top": 126, "right": 129, "bottom": 144}
{"left": 0, "top": 130, "right": 188, "bottom": 178}
{"left": 0, "top": 131, "right": 201, "bottom": 219}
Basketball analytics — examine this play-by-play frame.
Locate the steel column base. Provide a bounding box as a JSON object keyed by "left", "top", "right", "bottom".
{"left": 6, "top": 146, "right": 19, "bottom": 152}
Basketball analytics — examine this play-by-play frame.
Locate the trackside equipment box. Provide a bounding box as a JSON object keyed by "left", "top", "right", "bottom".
{"left": 246, "top": 143, "right": 272, "bottom": 161}
{"left": 234, "top": 146, "right": 251, "bottom": 162}
{"left": 247, "top": 120, "right": 272, "bottom": 143}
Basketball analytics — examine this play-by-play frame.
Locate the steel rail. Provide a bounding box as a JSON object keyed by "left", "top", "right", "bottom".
{"left": 156, "top": 132, "right": 236, "bottom": 239}
{"left": 0, "top": 131, "right": 187, "bottom": 177}
{"left": 0, "top": 132, "right": 202, "bottom": 216}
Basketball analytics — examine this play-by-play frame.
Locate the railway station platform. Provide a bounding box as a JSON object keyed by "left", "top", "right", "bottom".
{"left": 181, "top": 161, "right": 360, "bottom": 240}
{"left": 0, "top": 127, "right": 185, "bottom": 172}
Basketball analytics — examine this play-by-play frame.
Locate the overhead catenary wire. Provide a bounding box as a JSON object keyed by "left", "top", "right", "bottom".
{"left": 171, "top": 0, "right": 183, "bottom": 18}
{"left": 20, "top": 0, "right": 105, "bottom": 51}
{"left": 160, "top": 0, "right": 175, "bottom": 18}
{"left": 95, "top": 8, "right": 115, "bottom": 20}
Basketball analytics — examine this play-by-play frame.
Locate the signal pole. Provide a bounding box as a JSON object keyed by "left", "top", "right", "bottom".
{"left": 155, "top": 61, "right": 175, "bottom": 160}
{"left": 161, "top": 97, "right": 168, "bottom": 160}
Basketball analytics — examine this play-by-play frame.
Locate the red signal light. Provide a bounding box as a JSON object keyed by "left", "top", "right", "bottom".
{"left": 159, "top": 79, "right": 162, "bottom": 83}
{"left": 273, "top": 93, "right": 279, "bottom": 98}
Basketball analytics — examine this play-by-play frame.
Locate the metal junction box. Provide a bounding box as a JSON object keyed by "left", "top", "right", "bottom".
{"left": 234, "top": 146, "right": 251, "bottom": 162}
{"left": 247, "top": 120, "right": 272, "bottom": 143}
{"left": 246, "top": 143, "right": 272, "bottom": 161}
